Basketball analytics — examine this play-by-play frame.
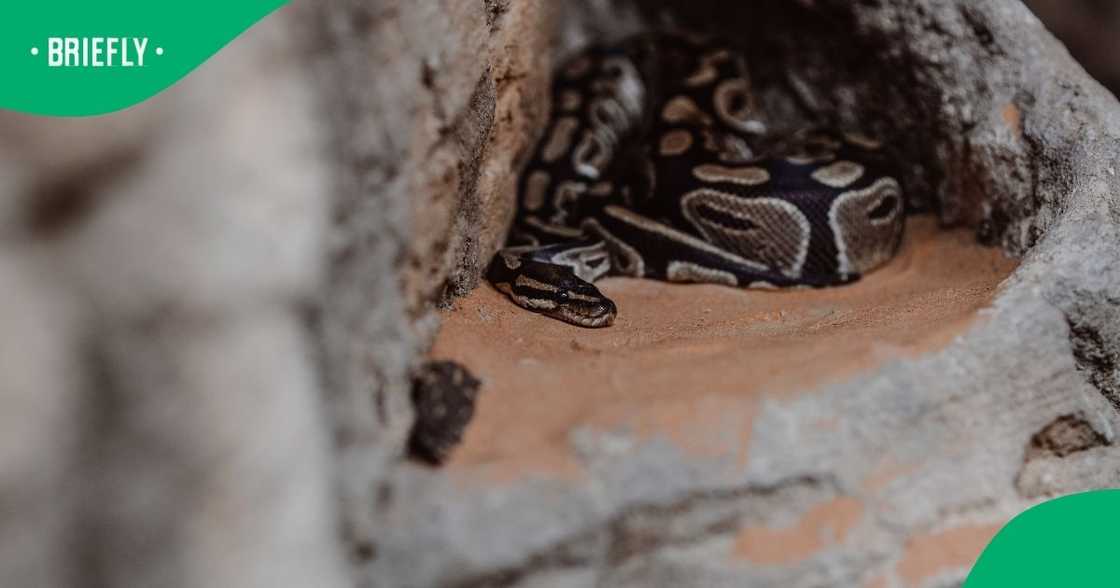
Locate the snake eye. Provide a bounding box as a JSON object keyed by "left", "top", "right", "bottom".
{"left": 556, "top": 290, "right": 570, "bottom": 302}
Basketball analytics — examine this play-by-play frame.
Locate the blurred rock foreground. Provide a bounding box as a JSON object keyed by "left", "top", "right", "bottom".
{"left": 1, "top": 1, "right": 1120, "bottom": 587}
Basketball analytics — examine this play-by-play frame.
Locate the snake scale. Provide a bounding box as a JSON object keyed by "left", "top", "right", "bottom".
{"left": 488, "top": 32, "right": 905, "bottom": 327}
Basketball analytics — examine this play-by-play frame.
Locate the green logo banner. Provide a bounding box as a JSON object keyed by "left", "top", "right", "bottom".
{"left": 0, "top": 0, "right": 288, "bottom": 116}
{"left": 964, "top": 490, "right": 1120, "bottom": 586}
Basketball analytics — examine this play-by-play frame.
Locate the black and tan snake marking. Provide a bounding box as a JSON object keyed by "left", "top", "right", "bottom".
{"left": 488, "top": 33, "right": 905, "bottom": 327}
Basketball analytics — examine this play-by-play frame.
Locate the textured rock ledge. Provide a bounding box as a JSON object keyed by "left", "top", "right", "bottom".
{"left": 363, "top": 1, "right": 1120, "bottom": 587}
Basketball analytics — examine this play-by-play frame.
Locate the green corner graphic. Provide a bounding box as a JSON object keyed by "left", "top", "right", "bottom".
{"left": 964, "top": 490, "right": 1120, "bottom": 587}
{"left": 0, "top": 1, "right": 288, "bottom": 116}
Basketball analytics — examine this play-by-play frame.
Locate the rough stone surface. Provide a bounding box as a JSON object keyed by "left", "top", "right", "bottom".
{"left": 1024, "top": 0, "right": 1120, "bottom": 95}
{"left": 0, "top": 7, "right": 345, "bottom": 588}
{"left": 362, "top": 1, "right": 1120, "bottom": 587}
{"left": 2, "top": 0, "right": 1120, "bottom": 587}
{"left": 302, "top": 0, "right": 561, "bottom": 567}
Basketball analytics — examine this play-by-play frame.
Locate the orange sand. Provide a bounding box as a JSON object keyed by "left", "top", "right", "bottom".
{"left": 733, "top": 496, "right": 865, "bottom": 565}
{"left": 896, "top": 524, "right": 1003, "bottom": 586}
{"left": 431, "top": 216, "right": 1018, "bottom": 480}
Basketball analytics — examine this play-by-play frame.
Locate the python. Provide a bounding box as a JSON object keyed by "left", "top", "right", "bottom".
{"left": 47, "top": 37, "right": 150, "bottom": 68}
{"left": 488, "top": 32, "right": 905, "bottom": 328}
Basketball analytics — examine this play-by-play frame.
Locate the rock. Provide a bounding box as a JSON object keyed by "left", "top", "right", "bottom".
{"left": 0, "top": 8, "right": 345, "bottom": 588}
{"left": 408, "top": 361, "right": 481, "bottom": 465}
{"left": 0, "top": 252, "right": 82, "bottom": 588}
{"left": 360, "top": 1, "right": 1120, "bottom": 587}
{"left": 303, "top": 0, "right": 560, "bottom": 566}
{"left": 1023, "top": 0, "right": 1120, "bottom": 94}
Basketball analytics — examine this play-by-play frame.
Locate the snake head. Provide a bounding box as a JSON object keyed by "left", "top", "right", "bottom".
{"left": 549, "top": 273, "right": 618, "bottom": 328}
{"left": 494, "top": 259, "right": 618, "bottom": 328}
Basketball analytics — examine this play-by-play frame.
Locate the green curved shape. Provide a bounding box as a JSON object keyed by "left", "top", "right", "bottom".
{"left": 0, "top": 0, "right": 289, "bottom": 117}
{"left": 964, "top": 490, "right": 1120, "bottom": 586}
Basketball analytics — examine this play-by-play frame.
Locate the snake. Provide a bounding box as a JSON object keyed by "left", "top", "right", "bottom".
{"left": 488, "top": 32, "right": 905, "bottom": 327}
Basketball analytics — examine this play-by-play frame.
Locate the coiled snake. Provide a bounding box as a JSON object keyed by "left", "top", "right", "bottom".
{"left": 488, "top": 32, "right": 905, "bottom": 327}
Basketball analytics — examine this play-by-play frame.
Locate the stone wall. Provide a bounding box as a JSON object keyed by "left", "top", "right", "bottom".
{"left": 0, "top": 2, "right": 565, "bottom": 586}
{"left": 0, "top": 7, "right": 345, "bottom": 587}
{"left": 303, "top": 0, "right": 562, "bottom": 568}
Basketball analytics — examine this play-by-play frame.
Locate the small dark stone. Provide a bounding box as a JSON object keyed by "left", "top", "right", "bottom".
{"left": 1027, "top": 414, "right": 1110, "bottom": 459}
{"left": 407, "top": 360, "right": 481, "bottom": 465}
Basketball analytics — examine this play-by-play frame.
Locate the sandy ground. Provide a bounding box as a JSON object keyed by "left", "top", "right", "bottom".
{"left": 431, "top": 216, "right": 1018, "bottom": 480}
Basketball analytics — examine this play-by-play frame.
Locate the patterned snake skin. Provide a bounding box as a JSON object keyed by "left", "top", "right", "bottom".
{"left": 488, "top": 32, "right": 905, "bottom": 327}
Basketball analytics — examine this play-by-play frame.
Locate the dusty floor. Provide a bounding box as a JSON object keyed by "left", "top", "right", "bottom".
{"left": 431, "top": 216, "right": 1019, "bottom": 480}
